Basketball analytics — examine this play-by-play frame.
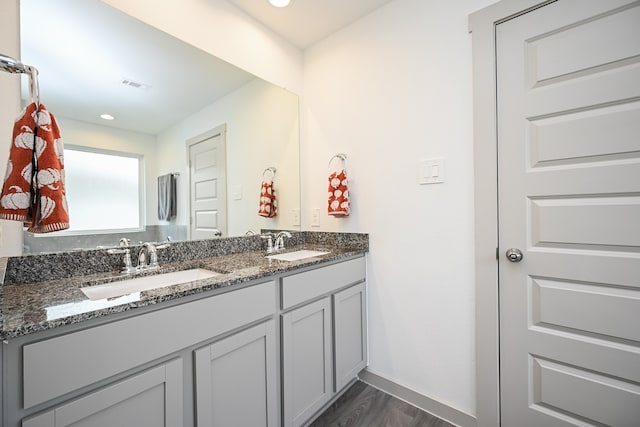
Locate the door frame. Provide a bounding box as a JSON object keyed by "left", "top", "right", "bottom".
{"left": 469, "top": 1, "right": 556, "bottom": 426}
{"left": 186, "top": 123, "right": 227, "bottom": 241}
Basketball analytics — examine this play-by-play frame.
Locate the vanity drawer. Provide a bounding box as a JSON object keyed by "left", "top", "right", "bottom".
{"left": 22, "top": 280, "right": 276, "bottom": 409}
{"left": 281, "top": 257, "right": 365, "bottom": 310}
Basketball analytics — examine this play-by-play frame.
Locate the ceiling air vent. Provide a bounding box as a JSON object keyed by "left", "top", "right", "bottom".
{"left": 121, "top": 78, "right": 151, "bottom": 90}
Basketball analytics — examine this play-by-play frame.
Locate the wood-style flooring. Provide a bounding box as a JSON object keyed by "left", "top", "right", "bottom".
{"left": 309, "top": 381, "right": 455, "bottom": 427}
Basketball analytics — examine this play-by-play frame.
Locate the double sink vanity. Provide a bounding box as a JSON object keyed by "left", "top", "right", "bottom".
{"left": 0, "top": 232, "right": 369, "bottom": 427}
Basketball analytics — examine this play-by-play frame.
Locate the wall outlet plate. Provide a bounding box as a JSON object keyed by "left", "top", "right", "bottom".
{"left": 311, "top": 208, "right": 320, "bottom": 227}
{"left": 292, "top": 209, "right": 300, "bottom": 226}
{"left": 231, "top": 184, "right": 243, "bottom": 200}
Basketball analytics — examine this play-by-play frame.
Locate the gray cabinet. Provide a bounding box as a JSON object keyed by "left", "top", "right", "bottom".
{"left": 22, "top": 358, "right": 183, "bottom": 427}
{"left": 194, "top": 320, "right": 278, "bottom": 427}
{"left": 334, "top": 282, "right": 367, "bottom": 392}
{"left": 5, "top": 281, "right": 276, "bottom": 427}
{"left": 281, "top": 257, "right": 367, "bottom": 427}
{"left": 282, "top": 297, "right": 333, "bottom": 427}
{"left": 20, "top": 281, "right": 275, "bottom": 411}
{"left": 2, "top": 256, "right": 367, "bottom": 427}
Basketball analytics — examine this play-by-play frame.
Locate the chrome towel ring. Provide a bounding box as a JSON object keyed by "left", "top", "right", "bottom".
{"left": 262, "top": 167, "right": 277, "bottom": 181}
{"left": 328, "top": 153, "right": 347, "bottom": 171}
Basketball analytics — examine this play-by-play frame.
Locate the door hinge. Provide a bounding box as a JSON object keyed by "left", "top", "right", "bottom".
{"left": 496, "top": 247, "right": 499, "bottom": 260}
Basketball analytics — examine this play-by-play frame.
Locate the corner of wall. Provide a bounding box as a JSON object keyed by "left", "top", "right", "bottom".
{"left": 0, "top": 0, "right": 25, "bottom": 256}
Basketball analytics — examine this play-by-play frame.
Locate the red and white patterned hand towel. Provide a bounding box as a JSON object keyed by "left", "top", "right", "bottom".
{"left": 328, "top": 169, "right": 350, "bottom": 216}
{"left": 0, "top": 102, "right": 69, "bottom": 232}
{"left": 258, "top": 180, "right": 277, "bottom": 217}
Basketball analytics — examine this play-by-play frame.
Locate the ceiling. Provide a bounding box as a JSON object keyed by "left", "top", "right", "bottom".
{"left": 20, "top": 0, "right": 255, "bottom": 135}
{"left": 18, "top": 0, "right": 393, "bottom": 135}
{"left": 228, "top": 0, "right": 394, "bottom": 48}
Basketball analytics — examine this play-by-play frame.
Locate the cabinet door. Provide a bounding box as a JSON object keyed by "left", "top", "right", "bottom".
{"left": 282, "top": 297, "right": 333, "bottom": 427}
{"left": 22, "top": 358, "right": 183, "bottom": 427}
{"left": 334, "top": 282, "right": 367, "bottom": 391}
{"left": 194, "top": 320, "right": 277, "bottom": 427}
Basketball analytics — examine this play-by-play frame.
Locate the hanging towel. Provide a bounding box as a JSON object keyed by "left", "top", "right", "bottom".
{"left": 258, "top": 180, "right": 277, "bottom": 217}
{"left": 0, "top": 102, "right": 69, "bottom": 233}
{"left": 328, "top": 169, "right": 350, "bottom": 216}
{"left": 158, "top": 173, "right": 177, "bottom": 221}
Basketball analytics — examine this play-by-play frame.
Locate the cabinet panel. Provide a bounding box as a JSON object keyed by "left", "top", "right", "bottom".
{"left": 23, "top": 281, "right": 275, "bottom": 409}
{"left": 194, "top": 320, "right": 277, "bottom": 427}
{"left": 281, "top": 257, "right": 365, "bottom": 309}
{"left": 22, "top": 358, "right": 182, "bottom": 427}
{"left": 282, "top": 298, "right": 332, "bottom": 427}
{"left": 334, "top": 282, "right": 367, "bottom": 391}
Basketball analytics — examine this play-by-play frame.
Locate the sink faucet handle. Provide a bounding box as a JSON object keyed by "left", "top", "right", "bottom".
{"left": 149, "top": 243, "right": 169, "bottom": 268}
{"left": 107, "top": 247, "right": 136, "bottom": 274}
{"left": 119, "top": 237, "right": 131, "bottom": 247}
{"left": 260, "top": 233, "right": 275, "bottom": 253}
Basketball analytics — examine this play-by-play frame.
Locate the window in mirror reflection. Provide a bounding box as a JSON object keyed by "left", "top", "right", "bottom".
{"left": 61, "top": 147, "right": 143, "bottom": 234}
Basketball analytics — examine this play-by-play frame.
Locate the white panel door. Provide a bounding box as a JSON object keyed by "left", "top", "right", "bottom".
{"left": 189, "top": 128, "right": 227, "bottom": 239}
{"left": 497, "top": 1, "right": 640, "bottom": 426}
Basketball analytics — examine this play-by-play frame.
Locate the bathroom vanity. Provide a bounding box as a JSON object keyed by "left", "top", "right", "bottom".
{"left": 0, "top": 233, "right": 368, "bottom": 427}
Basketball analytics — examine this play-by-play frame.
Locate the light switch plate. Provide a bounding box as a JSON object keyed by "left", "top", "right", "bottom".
{"left": 417, "top": 157, "right": 445, "bottom": 184}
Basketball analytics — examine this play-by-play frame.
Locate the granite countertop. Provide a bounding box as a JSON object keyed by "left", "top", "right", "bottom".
{"left": 0, "top": 235, "right": 367, "bottom": 340}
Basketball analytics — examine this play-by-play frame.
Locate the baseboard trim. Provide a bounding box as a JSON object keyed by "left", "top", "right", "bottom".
{"left": 358, "top": 369, "right": 477, "bottom": 427}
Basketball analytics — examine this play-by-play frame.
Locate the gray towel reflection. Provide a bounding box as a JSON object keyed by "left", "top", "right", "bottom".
{"left": 158, "top": 173, "right": 177, "bottom": 221}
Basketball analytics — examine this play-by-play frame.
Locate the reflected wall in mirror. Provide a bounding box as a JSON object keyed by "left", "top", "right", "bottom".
{"left": 18, "top": 0, "right": 300, "bottom": 254}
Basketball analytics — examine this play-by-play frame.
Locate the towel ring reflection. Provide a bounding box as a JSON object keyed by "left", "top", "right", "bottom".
{"left": 262, "top": 167, "right": 276, "bottom": 181}
{"left": 328, "top": 153, "right": 347, "bottom": 171}
{"left": 27, "top": 66, "right": 40, "bottom": 107}
{"left": 0, "top": 53, "right": 40, "bottom": 106}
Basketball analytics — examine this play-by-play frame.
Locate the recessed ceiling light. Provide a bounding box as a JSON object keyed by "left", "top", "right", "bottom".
{"left": 269, "top": 0, "right": 291, "bottom": 7}
{"left": 100, "top": 114, "right": 115, "bottom": 120}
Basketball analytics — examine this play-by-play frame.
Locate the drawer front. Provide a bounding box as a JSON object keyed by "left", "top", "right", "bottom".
{"left": 281, "top": 257, "right": 365, "bottom": 310}
{"left": 23, "top": 281, "right": 275, "bottom": 409}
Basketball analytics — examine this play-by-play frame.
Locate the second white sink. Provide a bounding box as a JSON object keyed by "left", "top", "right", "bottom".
{"left": 81, "top": 268, "right": 221, "bottom": 301}
{"left": 266, "top": 250, "right": 330, "bottom": 262}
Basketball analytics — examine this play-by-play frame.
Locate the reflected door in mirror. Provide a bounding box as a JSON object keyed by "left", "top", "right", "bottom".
{"left": 188, "top": 126, "right": 227, "bottom": 239}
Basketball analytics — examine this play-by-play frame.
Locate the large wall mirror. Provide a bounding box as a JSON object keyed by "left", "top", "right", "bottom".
{"left": 18, "top": 0, "right": 300, "bottom": 254}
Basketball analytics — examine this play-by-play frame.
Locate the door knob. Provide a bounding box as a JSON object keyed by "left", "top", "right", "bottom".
{"left": 505, "top": 248, "right": 523, "bottom": 262}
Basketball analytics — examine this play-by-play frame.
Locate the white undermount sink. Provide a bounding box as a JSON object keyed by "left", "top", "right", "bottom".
{"left": 81, "top": 268, "right": 221, "bottom": 301}
{"left": 266, "top": 250, "right": 330, "bottom": 262}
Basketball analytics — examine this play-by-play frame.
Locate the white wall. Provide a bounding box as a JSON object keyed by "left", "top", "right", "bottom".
{"left": 302, "top": 0, "right": 497, "bottom": 416}
{"left": 101, "top": 0, "right": 303, "bottom": 94}
{"left": 157, "top": 78, "right": 300, "bottom": 236}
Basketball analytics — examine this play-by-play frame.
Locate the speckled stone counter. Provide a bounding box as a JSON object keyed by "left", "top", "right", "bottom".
{"left": 0, "top": 232, "right": 368, "bottom": 340}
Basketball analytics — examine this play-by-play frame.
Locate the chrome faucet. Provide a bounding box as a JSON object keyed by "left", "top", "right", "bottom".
{"left": 137, "top": 242, "right": 169, "bottom": 271}
{"left": 274, "top": 231, "right": 292, "bottom": 251}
